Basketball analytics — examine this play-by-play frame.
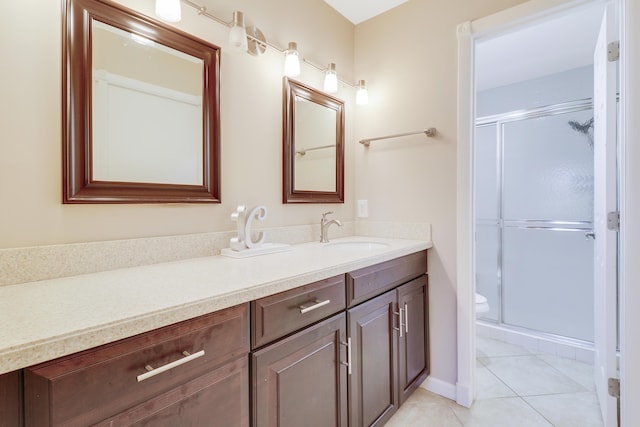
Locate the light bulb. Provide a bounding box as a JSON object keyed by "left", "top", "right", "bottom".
{"left": 284, "top": 42, "right": 301, "bottom": 77}
{"left": 324, "top": 63, "right": 338, "bottom": 93}
{"left": 155, "top": 0, "right": 181, "bottom": 22}
{"left": 229, "top": 11, "right": 248, "bottom": 53}
{"left": 356, "top": 80, "right": 369, "bottom": 105}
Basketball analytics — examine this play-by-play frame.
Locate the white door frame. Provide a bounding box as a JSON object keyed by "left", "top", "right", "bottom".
{"left": 455, "top": 0, "right": 634, "bottom": 417}
{"left": 618, "top": 1, "right": 640, "bottom": 425}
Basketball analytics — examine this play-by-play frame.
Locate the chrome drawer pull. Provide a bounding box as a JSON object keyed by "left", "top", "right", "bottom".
{"left": 404, "top": 303, "right": 409, "bottom": 335}
{"left": 340, "top": 338, "right": 352, "bottom": 375}
{"left": 299, "top": 299, "right": 331, "bottom": 314}
{"left": 394, "top": 308, "right": 404, "bottom": 338}
{"left": 136, "top": 350, "right": 205, "bottom": 382}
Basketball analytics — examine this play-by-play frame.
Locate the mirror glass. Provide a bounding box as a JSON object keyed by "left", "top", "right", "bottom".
{"left": 63, "top": 0, "right": 220, "bottom": 203}
{"left": 283, "top": 78, "right": 344, "bottom": 203}
{"left": 91, "top": 21, "right": 204, "bottom": 186}
{"left": 293, "top": 99, "right": 337, "bottom": 191}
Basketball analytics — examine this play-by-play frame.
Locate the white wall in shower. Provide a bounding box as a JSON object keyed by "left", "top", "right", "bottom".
{"left": 475, "top": 66, "right": 595, "bottom": 343}
{"left": 477, "top": 66, "right": 594, "bottom": 116}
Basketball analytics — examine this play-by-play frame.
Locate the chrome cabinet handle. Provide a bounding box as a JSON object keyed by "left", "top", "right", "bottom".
{"left": 137, "top": 350, "right": 205, "bottom": 382}
{"left": 404, "top": 303, "right": 409, "bottom": 335}
{"left": 585, "top": 232, "right": 596, "bottom": 240}
{"left": 340, "top": 338, "right": 352, "bottom": 375}
{"left": 394, "top": 308, "right": 404, "bottom": 338}
{"left": 299, "top": 299, "right": 331, "bottom": 314}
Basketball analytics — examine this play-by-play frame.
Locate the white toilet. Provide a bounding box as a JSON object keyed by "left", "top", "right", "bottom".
{"left": 475, "top": 293, "right": 490, "bottom": 316}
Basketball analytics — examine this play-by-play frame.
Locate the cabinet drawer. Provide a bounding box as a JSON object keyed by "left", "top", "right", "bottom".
{"left": 24, "top": 303, "right": 249, "bottom": 427}
{"left": 251, "top": 275, "right": 345, "bottom": 348}
{"left": 95, "top": 356, "right": 249, "bottom": 427}
{"left": 347, "top": 251, "right": 427, "bottom": 307}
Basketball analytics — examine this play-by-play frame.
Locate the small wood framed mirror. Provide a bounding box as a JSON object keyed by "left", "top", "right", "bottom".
{"left": 283, "top": 78, "right": 345, "bottom": 203}
{"left": 63, "top": 0, "right": 221, "bottom": 203}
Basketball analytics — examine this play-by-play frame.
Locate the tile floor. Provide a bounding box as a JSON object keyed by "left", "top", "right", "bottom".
{"left": 386, "top": 336, "right": 603, "bottom": 426}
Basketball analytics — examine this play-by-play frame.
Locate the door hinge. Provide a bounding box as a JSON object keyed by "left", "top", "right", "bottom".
{"left": 608, "top": 41, "right": 620, "bottom": 62}
{"left": 607, "top": 211, "right": 620, "bottom": 231}
{"left": 608, "top": 377, "right": 620, "bottom": 398}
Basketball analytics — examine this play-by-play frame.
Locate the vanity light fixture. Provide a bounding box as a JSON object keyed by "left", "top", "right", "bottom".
{"left": 228, "top": 11, "right": 248, "bottom": 53}
{"left": 324, "top": 63, "right": 338, "bottom": 93}
{"left": 356, "top": 80, "right": 369, "bottom": 105}
{"left": 155, "top": 0, "right": 368, "bottom": 102}
{"left": 155, "top": 0, "right": 181, "bottom": 22}
{"left": 284, "top": 42, "right": 301, "bottom": 77}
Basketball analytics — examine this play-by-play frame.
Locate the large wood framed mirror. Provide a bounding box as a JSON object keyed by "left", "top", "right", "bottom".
{"left": 63, "top": 0, "right": 221, "bottom": 203}
{"left": 283, "top": 78, "right": 344, "bottom": 203}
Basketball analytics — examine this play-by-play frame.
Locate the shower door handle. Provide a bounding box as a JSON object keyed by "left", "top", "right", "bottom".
{"left": 585, "top": 232, "right": 596, "bottom": 240}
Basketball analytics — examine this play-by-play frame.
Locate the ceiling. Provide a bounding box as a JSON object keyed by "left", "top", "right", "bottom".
{"left": 323, "top": 0, "right": 409, "bottom": 24}
{"left": 475, "top": 3, "right": 605, "bottom": 90}
{"left": 324, "top": 1, "right": 604, "bottom": 91}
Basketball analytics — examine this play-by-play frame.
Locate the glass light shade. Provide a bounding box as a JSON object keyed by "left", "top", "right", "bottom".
{"left": 324, "top": 63, "right": 338, "bottom": 93}
{"left": 356, "top": 80, "right": 369, "bottom": 105}
{"left": 284, "top": 42, "right": 300, "bottom": 77}
{"left": 155, "top": 0, "right": 181, "bottom": 22}
{"left": 229, "top": 11, "right": 248, "bottom": 52}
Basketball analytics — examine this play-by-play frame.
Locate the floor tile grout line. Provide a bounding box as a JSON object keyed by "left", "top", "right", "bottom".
{"left": 477, "top": 361, "right": 519, "bottom": 398}
{"left": 532, "top": 353, "right": 591, "bottom": 393}
{"left": 481, "top": 353, "right": 589, "bottom": 394}
{"left": 519, "top": 394, "right": 557, "bottom": 426}
{"left": 445, "top": 402, "right": 466, "bottom": 427}
{"left": 475, "top": 337, "right": 603, "bottom": 426}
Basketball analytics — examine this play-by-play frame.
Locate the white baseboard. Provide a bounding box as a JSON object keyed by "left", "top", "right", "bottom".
{"left": 420, "top": 376, "right": 457, "bottom": 401}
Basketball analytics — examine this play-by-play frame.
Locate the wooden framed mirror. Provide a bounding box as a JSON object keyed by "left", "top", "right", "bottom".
{"left": 63, "top": 0, "right": 221, "bottom": 203}
{"left": 283, "top": 78, "right": 344, "bottom": 203}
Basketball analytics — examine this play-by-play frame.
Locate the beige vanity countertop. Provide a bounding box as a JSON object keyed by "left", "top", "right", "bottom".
{"left": 0, "top": 236, "right": 431, "bottom": 375}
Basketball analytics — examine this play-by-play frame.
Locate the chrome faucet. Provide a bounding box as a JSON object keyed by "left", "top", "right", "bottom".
{"left": 320, "top": 211, "right": 343, "bottom": 243}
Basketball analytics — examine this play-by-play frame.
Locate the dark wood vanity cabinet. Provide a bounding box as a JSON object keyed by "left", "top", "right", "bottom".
{"left": 0, "top": 370, "right": 23, "bottom": 427}
{"left": 252, "top": 251, "right": 429, "bottom": 427}
{"left": 347, "top": 276, "right": 429, "bottom": 427}
{"left": 23, "top": 303, "right": 250, "bottom": 427}
{"left": 346, "top": 252, "right": 429, "bottom": 427}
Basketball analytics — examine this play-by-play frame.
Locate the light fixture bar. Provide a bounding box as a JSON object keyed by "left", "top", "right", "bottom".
{"left": 178, "top": 0, "right": 360, "bottom": 88}
{"left": 180, "top": 0, "right": 229, "bottom": 26}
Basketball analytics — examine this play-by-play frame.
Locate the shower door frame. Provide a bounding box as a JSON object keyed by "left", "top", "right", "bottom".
{"left": 476, "top": 98, "right": 595, "bottom": 343}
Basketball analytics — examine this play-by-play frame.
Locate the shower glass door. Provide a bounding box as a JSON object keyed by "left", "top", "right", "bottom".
{"left": 475, "top": 103, "right": 595, "bottom": 342}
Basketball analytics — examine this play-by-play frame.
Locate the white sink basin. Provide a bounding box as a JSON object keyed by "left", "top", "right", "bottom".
{"left": 323, "top": 241, "right": 389, "bottom": 251}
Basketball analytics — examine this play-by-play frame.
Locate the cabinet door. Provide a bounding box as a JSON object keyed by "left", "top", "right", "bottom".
{"left": 397, "top": 275, "right": 429, "bottom": 405}
{"left": 94, "top": 356, "right": 249, "bottom": 427}
{"left": 0, "top": 370, "right": 23, "bottom": 427}
{"left": 252, "top": 313, "right": 348, "bottom": 427}
{"left": 348, "top": 290, "right": 398, "bottom": 427}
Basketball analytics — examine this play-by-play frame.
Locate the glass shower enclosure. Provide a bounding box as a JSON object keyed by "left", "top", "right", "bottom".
{"left": 475, "top": 99, "right": 595, "bottom": 343}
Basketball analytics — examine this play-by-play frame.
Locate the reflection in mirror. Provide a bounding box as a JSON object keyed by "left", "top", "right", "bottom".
{"left": 283, "top": 78, "right": 344, "bottom": 203}
{"left": 294, "top": 99, "right": 337, "bottom": 192}
{"left": 63, "top": 0, "right": 221, "bottom": 203}
{"left": 91, "top": 21, "right": 203, "bottom": 185}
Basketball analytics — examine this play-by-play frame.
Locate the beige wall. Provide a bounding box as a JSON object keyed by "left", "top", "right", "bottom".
{"left": 353, "top": 0, "right": 528, "bottom": 386}
{"left": 0, "top": 0, "right": 355, "bottom": 249}
{"left": 1, "top": 0, "right": 557, "bottom": 395}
